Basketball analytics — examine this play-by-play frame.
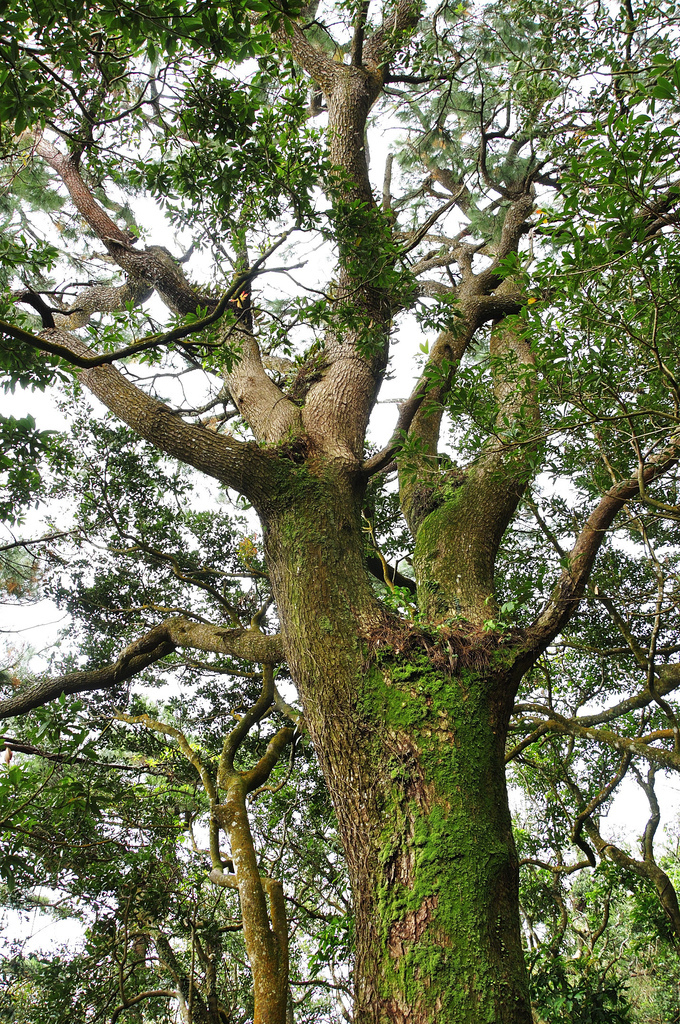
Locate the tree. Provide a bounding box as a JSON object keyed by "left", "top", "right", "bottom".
{"left": 2, "top": 0, "right": 680, "bottom": 1021}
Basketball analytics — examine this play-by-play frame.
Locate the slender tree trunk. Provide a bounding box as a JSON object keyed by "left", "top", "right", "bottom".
{"left": 214, "top": 785, "right": 289, "bottom": 1024}
{"left": 260, "top": 461, "right": 533, "bottom": 1023}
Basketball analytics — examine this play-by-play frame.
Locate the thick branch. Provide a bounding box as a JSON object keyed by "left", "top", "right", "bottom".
{"left": 396, "top": 294, "right": 526, "bottom": 505}
{"left": 224, "top": 329, "right": 302, "bottom": 444}
{"left": 110, "top": 989, "right": 175, "bottom": 1024}
{"left": 33, "top": 136, "right": 131, "bottom": 245}
{"left": 12, "top": 226, "right": 294, "bottom": 371}
{"left": 362, "top": 374, "right": 431, "bottom": 475}
{"left": 33, "top": 137, "right": 217, "bottom": 315}
{"left": 0, "top": 622, "right": 175, "bottom": 720}
{"left": 576, "top": 662, "right": 680, "bottom": 727}
{"left": 509, "top": 663, "right": 680, "bottom": 763}
{"left": 53, "top": 277, "right": 154, "bottom": 329}
{"left": 167, "top": 619, "right": 283, "bottom": 664}
{"left": 350, "top": 1, "right": 371, "bottom": 66}
{"left": 395, "top": 284, "right": 536, "bottom": 621}
{"left": 280, "top": 20, "right": 336, "bottom": 94}
{"left": 0, "top": 617, "right": 283, "bottom": 720}
{"left": 0, "top": 734, "right": 167, "bottom": 773}
{"left": 212, "top": 775, "right": 290, "bottom": 1023}
{"left": 31, "top": 325, "right": 272, "bottom": 498}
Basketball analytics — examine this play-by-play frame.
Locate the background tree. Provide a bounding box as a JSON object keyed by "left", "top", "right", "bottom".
{"left": 2, "top": 0, "right": 680, "bottom": 1022}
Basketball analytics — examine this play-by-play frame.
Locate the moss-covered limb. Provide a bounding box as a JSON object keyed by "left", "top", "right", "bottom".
{"left": 219, "top": 663, "right": 275, "bottom": 782}
{"left": 279, "top": 11, "right": 422, "bottom": 465}
{"left": 398, "top": 321, "right": 478, "bottom": 537}
{"left": 487, "top": 292, "right": 539, "bottom": 449}
{"left": 399, "top": 191, "right": 533, "bottom": 543}
{"left": 116, "top": 659, "right": 292, "bottom": 1022}
{"left": 262, "top": 458, "right": 382, "bottom": 655}
{"left": 282, "top": 9, "right": 427, "bottom": 463}
{"left": 350, "top": 650, "right": 531, "bottom": 1024}
{"left": 261, "top": 460, "right": 388, "bottom": 859}
{"left": 208, "top": 661, "right": 295, "bottom": 1024}
{"left": 263, "top": 877, "right": 290, "bottom": 982}
{"left": 244, "top": 726, "right": 296, "bottom": 794}
{"left": 410, "top": 464, "right": 525, "bottom": 626}
{"left": 287, "top": 46, "right": 397, "bottom": 460}
{"left": 410, "top": 308, "right": 539, "bottom": 626}
{"left": 213, "top": 783, "right": 289, "bottom": 1024}
{"left": 397, "top": 206, "right": 537, "bottom": 623}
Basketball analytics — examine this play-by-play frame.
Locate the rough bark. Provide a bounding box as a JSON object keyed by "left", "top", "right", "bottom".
{"left": 258, "top": 456, "right": 532, "bottom": 1023}
{"left": 14, "top": 5, "right": 675, "bottom": 1021}
{"left": 35, "top": 325, "right": 274, "bottom": 501}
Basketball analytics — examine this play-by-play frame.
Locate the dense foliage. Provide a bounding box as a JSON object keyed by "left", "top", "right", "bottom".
{"left": 2, "top": 0, "right": 680, "bottom": 1021}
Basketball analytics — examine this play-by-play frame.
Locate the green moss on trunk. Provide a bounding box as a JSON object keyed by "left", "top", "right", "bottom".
{"left": 357, "top": 650, "right": 531, "bottom": 1023}
{"left": 259, "top": 457, "right": 531, "bottom": 1024}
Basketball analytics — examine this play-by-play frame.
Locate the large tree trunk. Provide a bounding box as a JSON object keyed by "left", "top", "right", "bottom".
{"left": 259, "top": 461, "right": 533, "bottom": 1023}
{"left": 353, "top": 659, "right": 530, "bottom": 1024}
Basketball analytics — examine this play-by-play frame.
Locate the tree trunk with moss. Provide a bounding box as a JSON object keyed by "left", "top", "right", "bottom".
{"left": 7, "top": 3, "right": 670, "bottom": 1022}
{"left": 258, "top": 460, "right": 534, "bottom": 1023}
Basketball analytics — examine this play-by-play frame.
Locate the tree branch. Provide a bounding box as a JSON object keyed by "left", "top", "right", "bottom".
{"left": 0, "top": 734, "right": 167, "bottom": 773}
{"left": 515, "top": 711, "right": 680, "bottom": 773}
{"left": 279, "top": 20, "right": 336, "bottom": 94}
{"left": 11, "top": 226, "right": 296, "bottom": 370}
{"left": 52, "top": 277, "right": 154, "bottom": 330}
{"left": 224, "top": 328, "right": 302, "bottom": 444}
{"left": 114, "top": 711, "right": 218, "bottom": 802}
{"left": 0, "top": 618, "right": 283, "bottom": 720}
{"left": 20, "top": 325, "right": 273, "bottom": 499}
{"left": 363, "top": 0, "right": 422, "bottom": 70}
{"left": 31, "top": 136, "right": 217, "bottom": 316}
{"left": 530, "top": 438, "right": 680, "bottom": 649}
{"left": 0, "top": 623, "right": 175, "bottom": 720}
{"left": 220, "top": 662, "right": 276, "bottom": 780}
{"left": 350, "top": 1, "right": 371, "bottom": 66}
